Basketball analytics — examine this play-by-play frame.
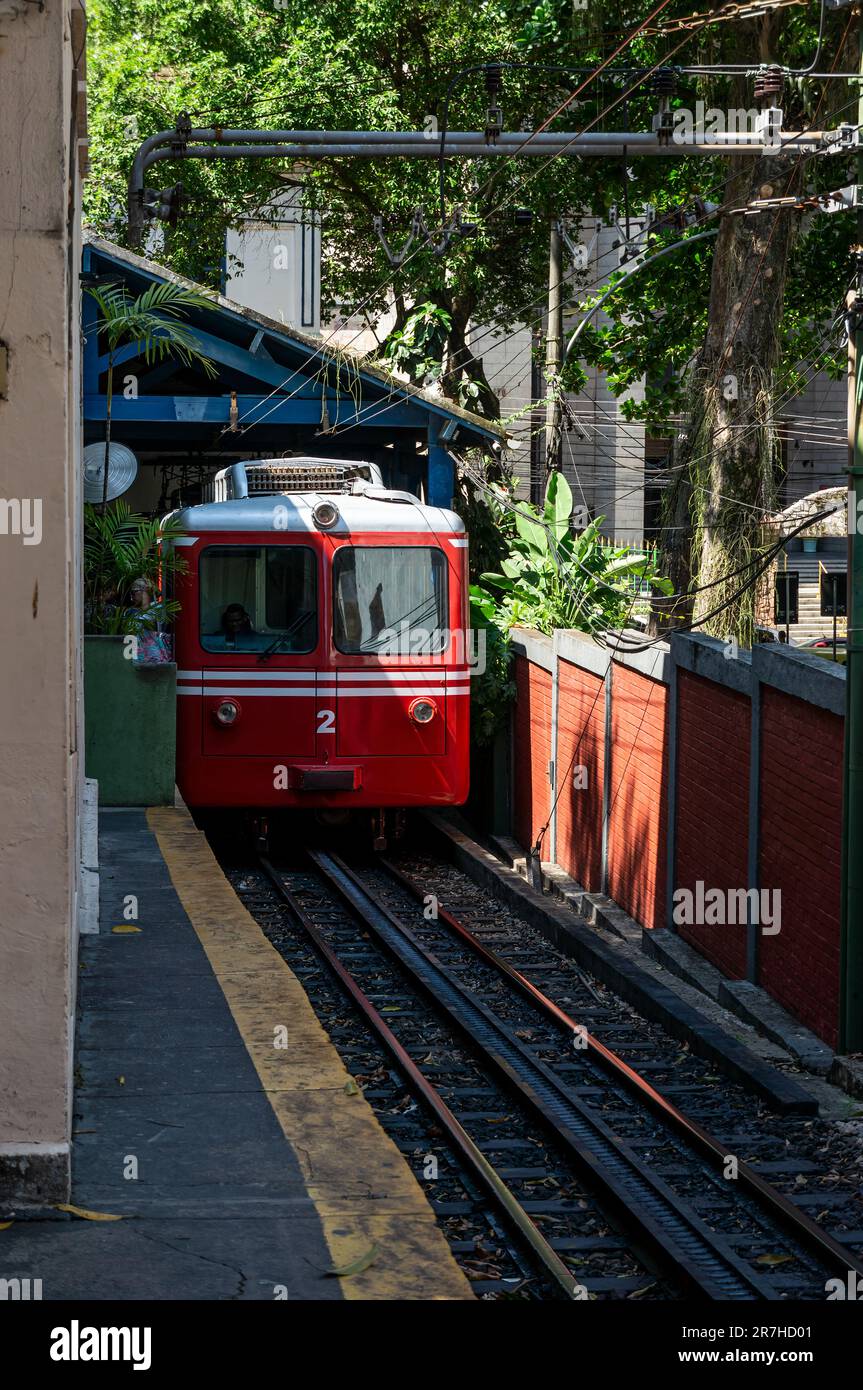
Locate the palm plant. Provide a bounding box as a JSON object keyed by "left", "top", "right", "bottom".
{"left": 474, "top": 472, "right": 673, "bottom": 637}
{"left": 84, "top": 501, "right": 186, "bottom": 635}
{"left": 85, "top": 280, "right": 217, "bottom": 508}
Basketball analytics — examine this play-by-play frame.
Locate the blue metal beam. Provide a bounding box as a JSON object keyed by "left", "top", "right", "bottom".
{"left": 81, "top": 247, "right": 102, "bottom": 399}
{"left": 427, "top": 415, "right": 454, "bottom": 508}
{"left": 96, "top": 340, "right": 149, "bottom": 372}
{"left": 97, "top": 324, "right": 313, "bottom": 391}
{"left": 84, "top": 393, "right": 427, "bottom": 429}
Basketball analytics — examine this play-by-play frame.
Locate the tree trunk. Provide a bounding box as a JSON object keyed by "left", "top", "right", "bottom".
{"left": 441, "top": 291, "right": 500, "bottom": 419}
{"left": 653, "top": 10, "right": 804, "bottom": 642}
{"left": 658, "top": 145, "right": 801, "bottom": 643}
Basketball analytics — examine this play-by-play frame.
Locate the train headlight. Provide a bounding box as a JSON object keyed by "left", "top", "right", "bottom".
{"left": 312, "top": 500, "right": 340, "bottom": 529}
{"left": 214, "top": 699, "right": 240, "bottom": 725}
{"left": 409, "top": 698, "right": 437, "bottom": 725}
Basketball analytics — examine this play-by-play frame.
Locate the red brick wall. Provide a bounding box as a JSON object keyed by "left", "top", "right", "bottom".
{"left": 675, "top": 670, "right": 750, "bottom": 978}
{"left": 758, "top": 687, "right": 843, "bottom": 1048}
{"left": 513, "top": 654, "right": 553, "bottom": 853}
{"left": 510, "top": 643, "right": 844, "bottom": 1047}
{"left": 606, "top": 663, "right": 668, "bottom": 932}
{"left": 555, "top": 659, "right": 605, "bottom": 893}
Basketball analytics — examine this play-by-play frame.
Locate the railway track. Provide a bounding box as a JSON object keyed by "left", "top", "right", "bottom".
{"left": 228, "top": 838, "right": 863, "bottom": 1301}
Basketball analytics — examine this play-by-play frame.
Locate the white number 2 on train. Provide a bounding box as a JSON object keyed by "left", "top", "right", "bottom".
{"left": 316, "top": 709, "right": 336, "bottom": 734}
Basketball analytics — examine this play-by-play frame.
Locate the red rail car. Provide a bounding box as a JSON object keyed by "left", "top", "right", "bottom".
{"left": 167, "top": 458, "right": 471, "bottom": 819}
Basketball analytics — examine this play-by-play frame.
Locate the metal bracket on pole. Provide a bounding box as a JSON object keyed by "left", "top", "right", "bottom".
{"left": 651, "top": 68, "right": 677, "bottom": 146}
{"left": 557, "top": 219, "right": 599, "bottom": 271}
{"left": 825, "top": 123, "right": 860, "bottom": 153}
{"left": 373, "top": 207, "right": 476, "bottom": 265}
{"left": 170, "top": 112, "right": 192, "bottom": 159}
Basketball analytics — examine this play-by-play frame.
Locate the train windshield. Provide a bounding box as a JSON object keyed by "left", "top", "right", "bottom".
{"left": 199, "top": 545, "right": 317, "bottom": 653}
{"left": 333, "top": 546, "right": 447, "bottom": 655}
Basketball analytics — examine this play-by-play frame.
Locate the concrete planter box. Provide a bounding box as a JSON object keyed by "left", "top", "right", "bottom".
{"left": 84, "top": 636, "right": 176, "bottom": 806}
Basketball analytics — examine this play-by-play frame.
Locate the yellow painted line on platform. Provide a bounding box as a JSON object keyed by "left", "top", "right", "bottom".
{"left": 147, "top": 806, "right": 473, "bottom": 1301}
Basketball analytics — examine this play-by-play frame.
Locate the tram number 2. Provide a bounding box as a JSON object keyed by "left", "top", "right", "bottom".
{"left": 316, "top": 708, "right": 336, "bottom": 735}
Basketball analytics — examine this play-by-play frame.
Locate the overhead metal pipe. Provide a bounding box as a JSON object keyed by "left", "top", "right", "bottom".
{"left": 136, "top": 125, "right": 788, "bottom": 152}
{"left": 128, "top": 125, "right": 826, "bottom": 245}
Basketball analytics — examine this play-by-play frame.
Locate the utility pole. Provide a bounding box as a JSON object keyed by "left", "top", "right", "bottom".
{"left": 841, "top": 13, "right": 863, "bottom": 1052}
{"left": 544, "top": 219, "right": 563, "bottom": 476}
{"left": 530, "top": 327, "right": 544, "bottom": 506}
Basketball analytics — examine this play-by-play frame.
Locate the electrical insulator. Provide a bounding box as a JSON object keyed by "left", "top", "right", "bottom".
{"left": 651, "top": 68, "right": 677, "bottom": 147}
{"left": 652, "top": 68, "right": 678, "bottom": 98}
{"left": 754, "top": 66, "right": 784, "bottom": 108}
{"left": 484, "top": 62, "right": 504, "bottom": 142}
{"left": 170, "top": 112, "right": 192, "bottom": 159}
{"left": 484, "top": 63, "right": 503, "bottom": 98}
{"left": 143, "top": 182, "right": 186, "bottom": 225}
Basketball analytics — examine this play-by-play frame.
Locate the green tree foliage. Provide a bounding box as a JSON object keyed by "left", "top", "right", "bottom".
{"left": 85, "top": 0, "right": 857, "bottom": 641}
{"left": 85, "top": 0, "right": 643, "bottom": 410}
{"left": 86, "top": 1, "right": 853, "bottom": 406}
{"left": 475, "top": 470, "right": 672, "bottom": 635}
{"left": 469, "top": 469, "right": 671, "bottom": 738}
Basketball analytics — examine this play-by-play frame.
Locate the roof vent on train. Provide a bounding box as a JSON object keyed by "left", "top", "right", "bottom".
{"left": 206, "top": 458, "right": 385, "bottom": 501}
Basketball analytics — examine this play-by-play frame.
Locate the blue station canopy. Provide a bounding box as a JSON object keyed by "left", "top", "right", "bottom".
{"left": 82, "top": 233, "right": 502, "bottom": 508}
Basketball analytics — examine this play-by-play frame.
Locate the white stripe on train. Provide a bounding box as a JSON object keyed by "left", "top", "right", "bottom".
{"left": 177, "top": 686, "right": 471, "bottom": 697}
{"left": 178, "top": 669, "right": 470, "bottom": 682}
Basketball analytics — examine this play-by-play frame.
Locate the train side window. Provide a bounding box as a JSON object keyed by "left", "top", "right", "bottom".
{"left": 199, "top": 545, "right": 317, "bottom": 653}
{"left": 333, "top": 546, "right": 447, "bottom": 655}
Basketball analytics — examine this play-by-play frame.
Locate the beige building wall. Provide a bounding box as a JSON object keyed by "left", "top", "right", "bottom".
{"left": 781, "top": 371, "right": 847, "bottom": 506}
{"left": 0, "top": 0, "right": 86, "bottom": 1199}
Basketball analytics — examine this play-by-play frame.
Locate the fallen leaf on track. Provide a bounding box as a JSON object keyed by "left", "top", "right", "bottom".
{"left": 54, "top": 1204, "right": 123, "bottom": 1222}
{"left": 326, "top": 1244, "right": 379, "bottom": 1278}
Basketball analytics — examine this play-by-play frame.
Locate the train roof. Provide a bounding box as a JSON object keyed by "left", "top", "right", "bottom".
{"left": 167, "top": 495, "right": 465, "bottom": 536}
{"left": 165, "top": 457, "right": 467, "bottom": 536}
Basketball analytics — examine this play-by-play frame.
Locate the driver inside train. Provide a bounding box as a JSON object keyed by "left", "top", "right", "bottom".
{"left": 200, "top": 545, "right": 317, "bottom": 654}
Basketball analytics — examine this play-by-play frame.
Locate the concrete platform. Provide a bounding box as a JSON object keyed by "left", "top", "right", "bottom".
{"left": 0, "top": 807, "right": 471, "bottom": 1301}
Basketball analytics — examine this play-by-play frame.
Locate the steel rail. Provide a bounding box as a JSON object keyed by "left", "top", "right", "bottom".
{"left": 306, "top": 849, "right": 781, "bottom": 1300}
{"left": 379, "top": 856, "right": 863, "bottom": 1286}
{"left": 256, "top": 853, "right": 585, "bottom": 1300}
